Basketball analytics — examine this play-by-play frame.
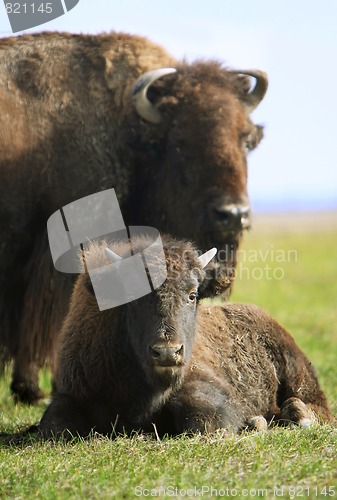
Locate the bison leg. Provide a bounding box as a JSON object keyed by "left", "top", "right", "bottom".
{"left": 274, "top": 344, "right": 332, "bottom": 424}
{"left": 169, "top": 376, "right": 245, "bottom": 434}
{"left": 246, "top": 415, "right": 268, "bottom": 432}
{"left": 274, "top": 397, "right": 317, "bottom": 428}
{"left": 10, "top": 236, "right": 72, "bottom": 404}
{"left": 11, "top": 359, "right": 44, "bottom": 404}
{"left": 38, "top": 393, "right": 92, "bottom": 440}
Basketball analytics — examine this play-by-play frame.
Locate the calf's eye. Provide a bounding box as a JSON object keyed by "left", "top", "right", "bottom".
{"left": 188, "top": 292, "right": 197, "bottom": 303}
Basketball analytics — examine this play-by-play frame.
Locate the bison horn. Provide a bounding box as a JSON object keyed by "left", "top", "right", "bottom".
{"left": 132, "top": 68, "right": 177, "bottom": 124}
{"left": 105, "top": 247, "right": 123, "bottom": 263}
{"left": 198, "top": 248, "right": 217, "bottom": 268}
{"left": 230, "top": 70, "right": 268, "bottom": 113}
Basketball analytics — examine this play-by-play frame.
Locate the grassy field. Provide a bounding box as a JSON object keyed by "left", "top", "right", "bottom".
{"left": 0, "top": 212, "right": 336, "bottom": 499}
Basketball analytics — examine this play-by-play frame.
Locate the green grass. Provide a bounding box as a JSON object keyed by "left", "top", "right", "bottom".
{"left": 0, "top": 218, "right": 336, "bottom": 498}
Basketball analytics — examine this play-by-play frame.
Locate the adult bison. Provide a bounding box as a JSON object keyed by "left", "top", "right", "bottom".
{"left": 37, "top": 236, "right": 331, "bottom": 440}
{"left": 0, "top": 31, "right": 268, "bottom": 403}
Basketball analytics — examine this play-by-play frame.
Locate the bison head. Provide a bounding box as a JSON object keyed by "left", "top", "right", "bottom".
{"left": 126, "top": 62, "right": 267, "bottom": 272}
{"left": 102, "top": 238, "right": 219, "bottom": 390}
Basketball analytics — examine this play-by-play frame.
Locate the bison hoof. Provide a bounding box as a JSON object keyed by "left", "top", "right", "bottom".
{"left": 247, "top": 415, "right": 268, "bottom": 432}
{"left": 280, "top": 397, "right": 316, "bottom": 427}
{"left": 298, "top": 418, "right": 313, "bottom": 429}
{"left": 10, "top": 380, "right": 45, "bottom": 405}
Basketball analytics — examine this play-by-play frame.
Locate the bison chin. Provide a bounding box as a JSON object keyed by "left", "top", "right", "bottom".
{"left": 148, "top": 364, "right": 185, "bottom": 391}
{"left": 131, "top": 338, "right": 186, "bottom": 390}
{"left": 143, "top": 348, "right": 186, "bottom": 390}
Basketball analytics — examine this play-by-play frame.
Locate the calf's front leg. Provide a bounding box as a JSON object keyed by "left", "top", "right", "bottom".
{"left": 168, "top": 375, "right": 245, "bottom": 434}
{"left": 38, "top": 393, "right": 92, "bottom": 440}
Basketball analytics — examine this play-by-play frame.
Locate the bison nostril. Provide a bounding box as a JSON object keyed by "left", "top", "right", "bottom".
{"left": 213, "top": 208, "right": 232, "bottom": 225}
{"left": 149, "top": 346, "right": 161, "bottom": 359}
{"left": 149, "top": 344, "right": 184, "bottom": 365}
{"left": 212, "top": 205, "right": 250, "bottom": 230}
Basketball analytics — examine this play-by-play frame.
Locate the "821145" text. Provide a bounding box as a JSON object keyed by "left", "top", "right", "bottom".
{"left": 5, "top": 3, "right": 53, "bottom": 14}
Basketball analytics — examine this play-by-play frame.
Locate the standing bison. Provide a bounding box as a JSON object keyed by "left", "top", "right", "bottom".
{"left": 38, "top": 237, "right": 331, "bottom": 440}
{"left": 0, "top": 31, "right": 268, "bottom": 402}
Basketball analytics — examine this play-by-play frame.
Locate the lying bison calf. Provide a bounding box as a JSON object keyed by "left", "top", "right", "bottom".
{"left": 39, "top": 237, "right": 332, "bottom": 439}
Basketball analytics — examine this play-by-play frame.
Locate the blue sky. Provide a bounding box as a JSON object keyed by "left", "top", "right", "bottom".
{"left": 1, "top": 0, "right": 337, "bottom": 211}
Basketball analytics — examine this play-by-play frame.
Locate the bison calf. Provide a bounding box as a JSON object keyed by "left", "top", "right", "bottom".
{"left": 39, "top": 237, "right": 332, "bottom": 439}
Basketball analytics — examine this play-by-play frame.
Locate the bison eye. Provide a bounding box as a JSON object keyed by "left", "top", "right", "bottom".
{"left": 241, "top": 133, "right": 255, "bottom": 154}
{"left": 188, "top": 291, "right": 198, "bottom": 303}
{"left": 244, "top": 140, "right": 252, "bottom": 153}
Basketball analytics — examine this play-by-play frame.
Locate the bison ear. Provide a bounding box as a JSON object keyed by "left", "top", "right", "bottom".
{"left": 198, "top": 261, "right": 235, "bottom": 300}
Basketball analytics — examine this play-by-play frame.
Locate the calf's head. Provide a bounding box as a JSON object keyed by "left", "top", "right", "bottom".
{"left": 84, "top": 237, "right": 221, "bottom": 389}
{"left": 125, "top": 243, "right": 217, "bottom": 387}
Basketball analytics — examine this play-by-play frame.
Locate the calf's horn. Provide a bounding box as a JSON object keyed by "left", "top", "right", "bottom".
{"left": 105, "top": 247, "right": 123, "bottom": 263}
{"left": 230, "top": 70, "right": 268, "bottom": 113}
{"left": 198, "top": 248, "right": 217, "bottom": 268}
{"left": 132, "top": 68, "right": 177, "bottom": 124}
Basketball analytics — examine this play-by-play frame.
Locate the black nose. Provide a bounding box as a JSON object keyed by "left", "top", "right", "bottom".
{"left": 212, "top": 205, "right": 250, "bottom": 231}
{"left": 149, "top": 344, "right": 184, "bottom": 366}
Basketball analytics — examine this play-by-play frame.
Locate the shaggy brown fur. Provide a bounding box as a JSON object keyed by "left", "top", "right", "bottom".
{"left": 38, "top": 238, "right": 331, "bottom": 440}
{"left": 0, "top": 31, "right": 267, "bottom": 403}
{"left": 169, "top": 303, "right": 332, "bottom": 433}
